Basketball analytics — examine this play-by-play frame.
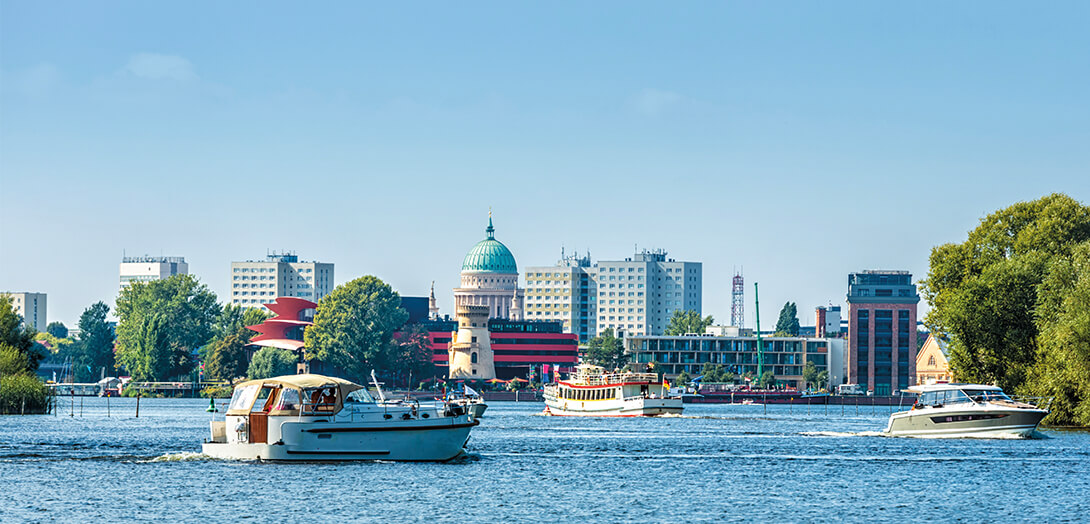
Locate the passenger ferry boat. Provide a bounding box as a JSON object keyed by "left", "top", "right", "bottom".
{"left": 543, "top": 364, "right": 683, "bottom": 417}
{"left": 884, "top": 383, "right": 1050, "bottom": 438}
{"left": 202, "top": 373, "right": 478, "bottom": 461}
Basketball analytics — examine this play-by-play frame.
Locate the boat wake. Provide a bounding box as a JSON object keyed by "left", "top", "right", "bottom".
{"left": 800, "top": 431, "right": 887, "bottom": 438}
{"left": 140, "top": 452, "right": 213, "bottom": 463}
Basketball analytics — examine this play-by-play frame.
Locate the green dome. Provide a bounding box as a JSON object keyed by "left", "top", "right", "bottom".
{"left": 461, "top": 217, "right": 517, "bottom": 273}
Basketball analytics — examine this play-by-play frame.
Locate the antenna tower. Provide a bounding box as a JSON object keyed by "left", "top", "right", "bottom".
{"left": 731, "top": 270, "right": 744, "bottom": 327}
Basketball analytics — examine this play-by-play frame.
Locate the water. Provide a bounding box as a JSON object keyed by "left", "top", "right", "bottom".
{"left": 2, "top": 398, "right": 1088, "bottom": 522}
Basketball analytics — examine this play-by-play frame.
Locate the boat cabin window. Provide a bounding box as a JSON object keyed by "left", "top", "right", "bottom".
{"left": 253, "top": 386, "right": 276, "bottom": 412}
{"left": 272, "top": 388, "right": 300, "bottom": 412}
{"left": 345, "top": 389, "right": 376, "bottom": 404}
{"left": 228, "top": 384, "right": 260, "bottom": 412}
{"left": 304, "top": 387, "right": 338, "bottom": 413}
{"left": 963, "top": 389, "right": 1010, "bottom": 402}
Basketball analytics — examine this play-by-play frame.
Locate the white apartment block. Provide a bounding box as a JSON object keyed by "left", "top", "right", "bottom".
{"left": 524, "top": 251, "right": 597, "bottom": 342}
{"left": 595, "top": 249, "right": 701, "bottom": 337}
{"left": 120, "top": 255, "right": 189, "bottom": 289}
{"left": 3, "top": 292, "right": 47, "bottom": 331}
{"left": 230, "top": 253, "right": 334, "bottom": 309}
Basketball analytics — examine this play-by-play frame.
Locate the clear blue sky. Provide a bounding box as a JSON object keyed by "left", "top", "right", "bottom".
{"left": 2, "top": 2, "right": 1087, "bottom": 327}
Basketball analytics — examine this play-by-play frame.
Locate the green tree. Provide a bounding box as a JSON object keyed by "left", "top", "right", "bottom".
{"left": 114, "top": 275, "right": 220, "bottom": 381}
{"left": 758, "top": 370, "right": 776, "bottom": 389}
{"left": 921, "top": 194, "right": 1090, "bottom": 394}
{"left": 675, "top": 370, "right": 691, "bottom": 385}
{"left": 774, "top": 302, "right": 800, "bottom": 336}
{"left": 71, "top": 302, "right": 115, "bottom": 382}
{"left": 815, "top": 370, "right": 829, "bottom": 390}
{"left": 393, "top": 324, "right": 435, "bottom": 388}
{"left": 212, "top": 304, "right": 270, "bottom": 342}
{"left": 665, "top": 310, "right": 714, "bottom": 336}
{"left": 802, "top": 360, "right": 818, "bottom": 389}
{"left": 247, "top": 347, "right": 297, "bottom": 379}
{"left": 201, "top": 305, "right": 271, "bottom": 377}
{"left": 1023, "top": 240, "right": 1090, "bottom": 424}
{"left": 584, "top": 328, "right": 627, "bottom": 369}
{"left": 0, "top": 295, "right": 44, "bottom": 371}
{"left": 46, "top": 321, "right": 68, "bottom": 339}
{"left": 205, "top": 333, "right": 249, "bottom": 381}
{"left": 304, "top": 276, "right": 408, "bottom": 382}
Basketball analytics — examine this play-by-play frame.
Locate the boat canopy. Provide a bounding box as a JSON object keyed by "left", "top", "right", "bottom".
{"left": 226, "top": 374, "right": 363, "bottom": 415}
{"left": 906, "top": 383, "right": 1002, "bottom": 393}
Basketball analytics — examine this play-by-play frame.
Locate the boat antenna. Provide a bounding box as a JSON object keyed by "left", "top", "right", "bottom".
{"left": 370, "top": 369, "right": 387, "bottom": 403}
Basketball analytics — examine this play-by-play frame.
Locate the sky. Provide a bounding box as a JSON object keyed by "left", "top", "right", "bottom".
{"left": 2, "top": 2, "right": 1088, "bottom": 328}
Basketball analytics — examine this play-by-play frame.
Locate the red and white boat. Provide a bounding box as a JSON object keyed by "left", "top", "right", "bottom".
{"left": 543, "top": 364, "right": 683, "bottom": 417}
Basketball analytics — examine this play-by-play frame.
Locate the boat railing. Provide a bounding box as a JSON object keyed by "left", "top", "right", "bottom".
{"left": 1010, "top": 395, "right": 1054, "bottom": 411}
{"left": 571, "top": 372, "right": 659, "bottom": 386}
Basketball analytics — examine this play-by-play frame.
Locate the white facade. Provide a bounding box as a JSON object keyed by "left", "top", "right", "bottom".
{"left": 524, "top": 251, "right": 597, "bottom": 342}
{"left": 453, "top": 272, "right": 522, "bottom": 320}
{"left": 230, "top": 254, "right": 334, "bottom": 309}
{"left": 3, "top": 292, "right": 47, "bottom": 331}
{"left": 119, "top": 256, "right": 189, "bottom": 289}
{"left": 595, "top": 250, "right": 702, "bottom": 337}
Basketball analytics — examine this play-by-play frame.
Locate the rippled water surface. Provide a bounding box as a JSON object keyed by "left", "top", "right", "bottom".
{"left": 2, "top": 398, "right": 1088, "bottom": 522}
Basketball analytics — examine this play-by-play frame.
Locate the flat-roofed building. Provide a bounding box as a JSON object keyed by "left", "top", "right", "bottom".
{"left": 846, "top": 270, "right": 920, "bottom": 395}
{"left": 595, "top": 249, "right": 701, "bottom": 337}
{"left": 2, "top": 292, "right": 47, "bottom": 331}
{"left": 625, "top": 331, "right": 845, "bottom": 389}
{"left": 120, "top": 255, "right": 188, "bottom": 289}
{"left": 230, "top": 253, "right": 333, "bottom": 310}
{"left": 524, "top": 250, "right": 597, "bottom": 343}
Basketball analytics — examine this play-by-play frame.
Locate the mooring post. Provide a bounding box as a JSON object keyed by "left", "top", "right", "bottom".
{"left": 135, "top": 390, "right": 141, "bottom": 418}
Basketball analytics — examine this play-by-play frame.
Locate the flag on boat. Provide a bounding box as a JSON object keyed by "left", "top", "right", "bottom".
{"left": 464, "top": 384, "right": 481, "bottom": 397}
{"left": 663, "top": 377, "right": 670, "bottom": 390}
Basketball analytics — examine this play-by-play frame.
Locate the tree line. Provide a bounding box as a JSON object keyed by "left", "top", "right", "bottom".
{"left": 923, "top": 193, "right": 1090, "bottom": 426}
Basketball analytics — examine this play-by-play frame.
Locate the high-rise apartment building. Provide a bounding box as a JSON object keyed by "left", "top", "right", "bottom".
{"left": 524, "top": 250, "right": 597, "bottom": 342}
{"left": 846, "top": 270, "right": 920, "bottom": 395}
{"left": 2, "top": 292, "right": 47, "bottom": 331}
{"left": 595, "top": 249, "right": 702, "bottom": 337}
{"left": 230, "top": 253, "right": 334, "bottom": 309}
{"left": 119, "top": 255, "right": 189, "bottom": 289}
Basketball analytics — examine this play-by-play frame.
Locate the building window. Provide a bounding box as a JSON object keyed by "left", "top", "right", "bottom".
{"left": 928, "top": 355, "right": 935, "bottom": 366}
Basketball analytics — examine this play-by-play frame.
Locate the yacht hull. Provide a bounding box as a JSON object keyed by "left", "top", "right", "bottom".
{"left": 203, "top": 417, "right": 478, "bottom": 461}
{"left": 544, "top": 396, "right": 684, "bottom": 417}
{"left": 884, "top": 407, "right": 1046, "bottom": 438}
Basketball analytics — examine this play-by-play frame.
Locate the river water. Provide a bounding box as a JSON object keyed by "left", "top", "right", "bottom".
{"left": 1, "top": 398, "right": 1087, "bottom": 522}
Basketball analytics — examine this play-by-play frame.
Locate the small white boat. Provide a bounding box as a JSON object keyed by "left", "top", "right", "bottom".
{"left": 543, "top": 364, "right": 683, "bottom": 417}
{"left": 448, "top": 384, "right": 488, "bottom": 418}
{"left": 884, "top": 383, "right": 1050, "bottom": 438}
{"left": 202, "top": 373, "right": 478, "bottom": 461}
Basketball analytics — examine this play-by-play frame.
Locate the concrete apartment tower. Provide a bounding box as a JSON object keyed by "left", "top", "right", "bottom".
{"left": 230, "top": 252, "right": 334, "bottom": 310}
{"left": 2, "top": 292, "right": 46, "bottom": 331}
{"left": 524, "top": 249, "right": 598, "bottom": 343}
{"left": 448, "top": 305, "right": 496, "bottom": 379}
{"left": 594, "top": 249, "right": 702, "bottom": 337}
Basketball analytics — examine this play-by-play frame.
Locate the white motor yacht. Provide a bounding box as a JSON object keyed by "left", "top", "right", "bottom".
{"left": 202, "top": 374, "right": 478, "bottom": 461}
{"left": 885, "top": 383, "right": 1050, "bottom": 438}
{"left": 448, "top": 384, "right": 487, "bottom": 418}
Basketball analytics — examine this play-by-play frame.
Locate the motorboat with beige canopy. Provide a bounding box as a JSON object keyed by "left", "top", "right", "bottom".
{"left": 202, "top": 373, "right": 478, "bottom": 461}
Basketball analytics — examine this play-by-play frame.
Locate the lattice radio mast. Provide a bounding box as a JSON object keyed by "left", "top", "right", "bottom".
{"left": 731, "top": 270, "right": 745, "bottom": 327}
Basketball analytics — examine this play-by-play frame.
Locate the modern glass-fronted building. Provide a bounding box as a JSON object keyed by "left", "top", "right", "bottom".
{"left": 624, "top": 334, "right": 844, "bottom": 389}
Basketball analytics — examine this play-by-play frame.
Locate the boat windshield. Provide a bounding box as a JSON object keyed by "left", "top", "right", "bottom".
{"left": 228, "top": 384, "right": 260, "bottom": 412}
{"left": 918, "top": 389, "right": 972, "bottom": 406}
{"left": 272, "top": 388, "right": 301, "bottom": 411}
{"left": 345, "top": 389, "right": 376, "bottom": 404}
{"left": 963, "top": 389, "right": 1011, "bottom": 402}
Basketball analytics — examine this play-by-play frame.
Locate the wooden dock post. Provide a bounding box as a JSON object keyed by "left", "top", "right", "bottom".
{"left": 135, "top": 391, "right": 141, "bottom": 418}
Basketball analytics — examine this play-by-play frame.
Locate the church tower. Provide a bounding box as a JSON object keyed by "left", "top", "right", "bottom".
{"left": 428, "top": 281, "right": 440, "bottom": 319}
